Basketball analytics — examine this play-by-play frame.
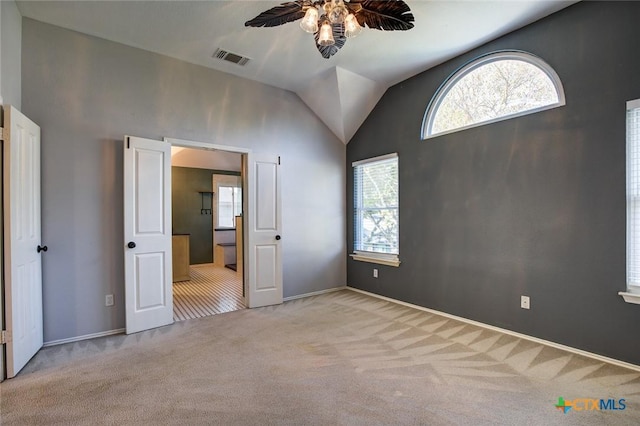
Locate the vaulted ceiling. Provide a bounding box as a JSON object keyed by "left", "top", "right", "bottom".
{"left": 16, "top": 0, "right": 577, "bottom": 143}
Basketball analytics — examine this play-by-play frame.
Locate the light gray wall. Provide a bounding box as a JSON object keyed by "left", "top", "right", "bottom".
{"left": 22, "top": 19, "right": 346, "bottom": 342}
{"left": 1, "top": 0, "right": 21, "bottom": 108}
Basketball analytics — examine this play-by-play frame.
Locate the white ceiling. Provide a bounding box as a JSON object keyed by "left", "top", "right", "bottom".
{"left": 16, "top": 0, "right": 578, "bottom": 143}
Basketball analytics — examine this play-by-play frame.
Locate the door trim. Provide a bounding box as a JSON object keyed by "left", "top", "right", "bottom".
{"left": 163, "top": 137, "right": 252, "bottom": 304}
{"left": 3, "top": 105, "right": 44, "bottom": 378}
{"left": 124, "top": 136, "right": 173, "bottom": 334}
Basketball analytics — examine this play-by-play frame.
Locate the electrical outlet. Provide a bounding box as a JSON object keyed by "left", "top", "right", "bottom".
{"left": 521, "top": 295, "right": 530, "bottom": 310}
{"left": 105, "top": 294, "right": 114, "bottom": 307}
{"left": 373, "top": 268, "right": 378, "bottom": 278}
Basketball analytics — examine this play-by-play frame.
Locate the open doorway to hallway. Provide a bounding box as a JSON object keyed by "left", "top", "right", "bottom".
{"left": 170, "top": 146, "right": 245, "bottom": 321}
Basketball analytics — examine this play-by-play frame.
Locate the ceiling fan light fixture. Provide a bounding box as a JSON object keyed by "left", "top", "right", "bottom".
{"left": 318, "top": 20, "right": 335, "bottom": 46}
{"left": 328, "top": 0, "right": 348, "bottom": 24}
{"left": 344, "top": 13, "right": 362, "bottom": 38}
{"left": 244, "top": 0, "right": 414, "bottom": 58}
{"left": 299, "top": 7, "right": 319, "bottom": 33}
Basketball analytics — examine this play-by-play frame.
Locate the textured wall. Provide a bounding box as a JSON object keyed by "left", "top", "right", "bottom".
{"left": 347, "top": 2, "right": 640, "bottom": 365}
{"left": 22, "top": 19, "right": 346, "bottom": 342}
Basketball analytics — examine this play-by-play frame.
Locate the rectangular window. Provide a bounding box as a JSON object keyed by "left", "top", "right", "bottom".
{"left": 627, "top": 99, "right": 640, "bottom": 293}
{"left": 352, "top": 153, "right": 400, "bottom": 267}
{"left": 217, "top": 185, "right": 242, "bottom": 228}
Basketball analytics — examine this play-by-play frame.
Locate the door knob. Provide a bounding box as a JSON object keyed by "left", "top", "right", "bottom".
{"left": 127, "top": 241, "right": 136, "bottom": 249}
{"left": 275, "top": 235, "right": 281, "bottom": 240}
{"left": 37, "top": 245, "right": 48, "bottom": 253}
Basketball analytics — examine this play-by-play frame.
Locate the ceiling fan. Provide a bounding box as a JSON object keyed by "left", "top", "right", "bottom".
{"left": 245, "top": 0, "right": 415, "bottom": 59}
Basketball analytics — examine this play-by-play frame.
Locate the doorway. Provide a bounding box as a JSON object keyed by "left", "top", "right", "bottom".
{"left": 124, "top": 135, "right": 282, "bottom": 335}
{"left": 170, "top": 145, "right": 245, "bottom": 321}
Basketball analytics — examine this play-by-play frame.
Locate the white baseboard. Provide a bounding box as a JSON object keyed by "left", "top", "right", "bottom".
{"left": 283, "top": 286, "right": 347, "bottom": 302}
{"left": 43, "top": 288, "right": 346, "bottom": 346}
{"left": 43, "top": 328, "right": 125, "bottom": 347}
{"left": 347, "top": 286, "right": 640, "bottom": 373}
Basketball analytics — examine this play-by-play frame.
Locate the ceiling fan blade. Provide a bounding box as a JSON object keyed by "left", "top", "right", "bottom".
{"left": 315, "top": 23, "right": 347, "bottom": 59}
{"left": 245, "top": 1, "right": 306, "bottom": 28}
{"left": 348, "top": 0, "right": 415, "bottom": 31}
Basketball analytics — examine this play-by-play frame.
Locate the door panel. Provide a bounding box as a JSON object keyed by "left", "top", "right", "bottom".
{"left": 135, "top": 252, "right": 166, "bottom": 309}
{"left": 124, "top": 136, "right": 173, "bottom": 334}
{"left": 135, "top": 149, "right": 166, "bottom": 234}
{"left": 4, "top": 105, "right": 43, "bottom": 378}
{"left": 246, "top": 153, "right": 282, "bottom": 308}
{"left": 255, "top": 162, "right": 277, "bottom": 230}
{"left": 255, "top": 245, "right": 277, "bottom": 291}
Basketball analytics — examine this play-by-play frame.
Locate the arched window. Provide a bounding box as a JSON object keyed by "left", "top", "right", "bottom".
{"left": 422, "top": 51, "right": 565, "bottom": 139}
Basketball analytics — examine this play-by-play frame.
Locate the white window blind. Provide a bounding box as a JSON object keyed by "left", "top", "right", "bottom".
{"left": 627, "top": 99, "right": 640, "bottom": 288}
{"left": 353, "top": 153, "right": 399, "bottom": 255}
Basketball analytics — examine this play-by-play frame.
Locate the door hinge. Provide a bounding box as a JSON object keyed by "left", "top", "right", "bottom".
{"left": 1, "top": 330, "right": 8, "bottom": 345}
{"left": 126, "top": 136, "right": 130, "bottom": 149}
{"left": 278, "top": 156, "right": 281, "bottom": 165}
{"left": 0, "top": 127, "right": 5, "bottom": 141}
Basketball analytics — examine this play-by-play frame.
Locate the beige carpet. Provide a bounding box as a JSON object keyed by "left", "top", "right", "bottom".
{"left": 2, "top": 290, "right": 640, "bottom": 425}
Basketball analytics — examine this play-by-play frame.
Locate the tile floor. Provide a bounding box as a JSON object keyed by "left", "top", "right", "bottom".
{"left": 173, "top": 263, "right": 245, "bottom": 321}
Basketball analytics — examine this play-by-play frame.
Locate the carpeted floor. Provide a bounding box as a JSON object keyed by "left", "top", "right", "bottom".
{"left": 1, "top": 290, "right": 639, "bottom": 425}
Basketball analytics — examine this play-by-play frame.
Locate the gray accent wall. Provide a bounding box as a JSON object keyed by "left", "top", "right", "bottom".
{"left": 347, "top": 1, "right": 640, "bottom": 365}
{"left": 22, "top": 19, "right": 346, "bottom": 342}
{"left": 172, "top": 166, "right": 239, "bottom": 265}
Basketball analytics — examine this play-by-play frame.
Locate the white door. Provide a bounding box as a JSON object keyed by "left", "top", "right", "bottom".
{"left": 3, "top": 105, "right": 43, "bottom": 378}
{"left": 123, "top": 136, "right": 173, "bottom": 334}
{"left": 245, "top": 153, "right": 282, "bottom": 308}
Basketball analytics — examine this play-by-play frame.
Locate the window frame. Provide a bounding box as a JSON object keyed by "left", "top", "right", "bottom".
{"left": 212, "top": 174, "right": 242, "bottom": 230}
{"left": 622, "top": 98, "right": 640, "bottom": 304}
{"left": 422, "top": 50, "right": 566, "bottom": 139}
{"left": 351, "top": 153, "right": 400, "bottom": 267}
{"left": 216, "top": 184, "right": 242, "bottom": 229}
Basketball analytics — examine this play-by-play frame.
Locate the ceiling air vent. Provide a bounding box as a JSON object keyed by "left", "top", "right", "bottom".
{"left": 213, "top": 48, "right": 250, "bottom": 66}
